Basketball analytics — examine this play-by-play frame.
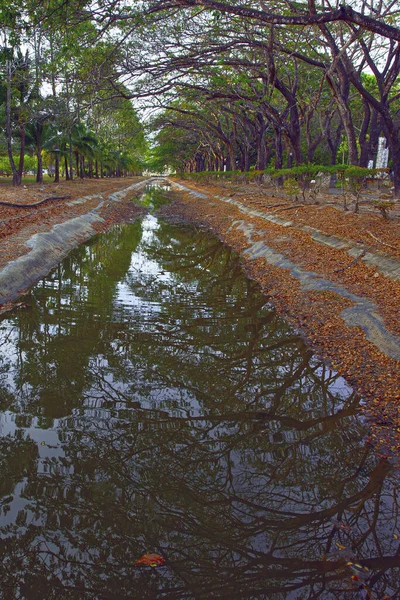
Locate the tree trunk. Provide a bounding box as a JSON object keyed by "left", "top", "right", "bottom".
{"left": 68, "top": 134, "right": 74, "bottom": 180}
{"left": 64, "top": 156, "right": 70, "bottom": 180}
{"left": 17, "top": 125, "right": 26, "bottom": 185}
{"left": 274, "top": 128, "right": 284, "bottom": 187}
{"left": 288, "top": 106, "right": 302, "bottom": 165}
{"left": 325, "top": 72, "right": 358, "bottom": 165}
{"left": 36, "top": 122, "right": 43, "bottom": 183}
{"left": 382, "top": 116, "right": 400, "bottom": 198}
{"left": 6, "top": 61, "right": 22, "bottom": 186}
{"left": 326, "top": 119, "right": 343, "bottom": 166}
{"left": 368, "top": 110, "right": 380, "bottom": 167}
{"left": 54, "top": 153, "right": 60, "bottom": 183}
{"left": 243, "top": 145, "right": 250, "bottom": 172}
{"left": 358, "top": 100, "right": 371, "bottom": 167}
{"left": 226, "top": 143, "right": 235, "bottom": 171}
{"left": 274, "top": 129, "right": 283, "bottom": 170}
{"left": 339, "top": 103, "right": 358, "bottom": 165}
{"left": 390, "top": 147, "right": 400, "bottom": 198}
{"left": 255, "top": 114, "right": 268, "bottom": 170}
{"left": 306, "top": 113, "right": 323, "bottom": 163}
{"left": 256, "top": 132, "right": 268, "bottom": 170}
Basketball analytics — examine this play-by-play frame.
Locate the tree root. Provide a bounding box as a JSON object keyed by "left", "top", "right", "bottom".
{"left": 333, "top": 249, "right": 366, "bottom": 273}
{"left": 0, "top": 195, "right": 71, "bottom": 208}
{"left": 366, "top": 230, "right": 398, "bottom": 251}
{"left": 271, "top": 203, "right": 307, "bottom": 213}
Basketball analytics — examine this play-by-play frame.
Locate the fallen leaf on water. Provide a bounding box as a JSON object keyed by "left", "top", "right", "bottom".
{"left": 335, "top": 542, "right": 346, "bottom": 550}
{"left": 134, "top": 553, "right": 165, "bottom": 567}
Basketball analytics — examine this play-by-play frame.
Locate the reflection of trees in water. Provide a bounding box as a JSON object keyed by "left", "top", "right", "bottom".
{"left": 1, "top": 404, "right": 399, "bottom": 599}
{"left": 0, "top": 213, "right": 399, "bottom": 598}
{"left": 0, "top": 221, "right": 143, "bottom": 420}
{"left": 0, "top": 433, "right": 38, "bottom": 499}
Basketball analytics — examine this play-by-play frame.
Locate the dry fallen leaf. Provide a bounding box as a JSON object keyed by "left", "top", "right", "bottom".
{"left": 134, "top": 553, "right": 165, "bottom": 567}
{"left": 335, "top": 543, "right": 346, "bottom": 550}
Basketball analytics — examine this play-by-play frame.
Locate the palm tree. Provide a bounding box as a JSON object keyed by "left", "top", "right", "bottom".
{"left": 70, "top": 123, "right": 99, "bottom": 178}
{"left": 26, "top": 118, "right": 55, "bottom": 183}
{"left": 5, "top": 48, "right": 37, "bottom": 185}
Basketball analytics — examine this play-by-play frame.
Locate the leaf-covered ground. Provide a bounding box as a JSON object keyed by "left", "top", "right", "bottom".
{"left": 0, "top": 177, "right": 146, "bottom": 272}
{"left": 163, "top": 179, "right": 400, "bottom": 464}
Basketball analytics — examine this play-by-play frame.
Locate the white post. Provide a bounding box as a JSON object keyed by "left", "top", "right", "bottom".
{"left": 375, "top": 137, "right": 388, "bottom": 169}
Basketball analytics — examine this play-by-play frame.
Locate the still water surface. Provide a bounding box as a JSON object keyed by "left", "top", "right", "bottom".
{"left": 0, "top": 185, "right": 399, "bottom": 599}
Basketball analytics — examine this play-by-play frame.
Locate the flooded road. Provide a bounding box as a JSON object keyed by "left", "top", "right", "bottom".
{"left": 0, "top": 185, "right": 399, "bottom": 599}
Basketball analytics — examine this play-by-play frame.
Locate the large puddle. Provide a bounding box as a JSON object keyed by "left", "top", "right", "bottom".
{"left": 0, "top": 184, "right": 399, "bottom": 599}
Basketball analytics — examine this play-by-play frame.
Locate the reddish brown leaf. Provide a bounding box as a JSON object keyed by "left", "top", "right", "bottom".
{"left": 134, "top": 553, "right": 165, "bottom": 567}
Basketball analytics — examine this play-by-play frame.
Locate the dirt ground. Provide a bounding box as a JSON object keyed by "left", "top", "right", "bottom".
{"left": 0, "top": 175, "right": 399, "bottom": 463}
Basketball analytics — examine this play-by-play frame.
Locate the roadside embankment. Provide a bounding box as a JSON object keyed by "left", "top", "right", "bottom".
{"left": 0, "top": 178, "right": 148, "bottom": 309}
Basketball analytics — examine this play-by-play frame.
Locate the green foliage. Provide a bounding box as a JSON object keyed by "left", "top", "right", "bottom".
{"left": 373, "top": 199, "right": 395, "bottom": 220}
{"left": 0, "top": 154, "right": 36, "bottom": 174}
{"left": 270, "top": 164, "right": 336, "bottom": 179}
{"left": 343, "top": 166, "right": 379, "bottom": 180}
{"left": 283, "top": 177, "right": 300, "bottom": 200}
{"left": 173, "top": 164, "right": 390, "bottom": 205}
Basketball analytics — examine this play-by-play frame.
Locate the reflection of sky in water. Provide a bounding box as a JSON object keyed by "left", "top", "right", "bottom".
{"left": 117, "top": 216, "right": 173, "bottom": 311}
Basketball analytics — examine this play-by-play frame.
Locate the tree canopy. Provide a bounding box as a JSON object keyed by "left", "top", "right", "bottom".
{"left": 0, "top": 0, "right": 400, "bottom": 191}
